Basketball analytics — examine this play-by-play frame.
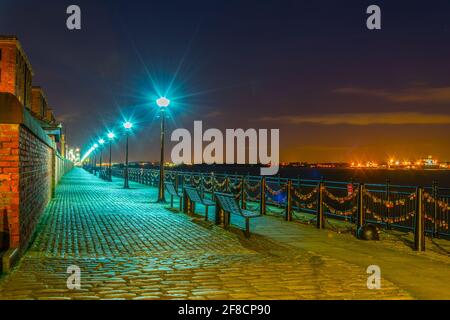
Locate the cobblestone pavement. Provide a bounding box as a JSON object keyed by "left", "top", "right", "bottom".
{"left": 0, "top": 168, "right": 412, "bottom": 300}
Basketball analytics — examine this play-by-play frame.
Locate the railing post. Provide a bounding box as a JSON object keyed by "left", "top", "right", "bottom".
{"left": 241, "top": 176, "right": 247, "bottom": 210}
{"left": 317, "top": 180, "right": 324, "bottom": 229}
{"left": 433, "top": 180, "right": 439, "bottom": 238}
{"left": 349, "top": 178, "right": 354, "bottom": 224}
{"left": 200, "top": 173, "right": 205, "bottom": 198}
{"left": 385, "top": 178, "right": 391, "bottom": 230}
{"left": 357, "top": 183, "right": 365, "bottom": 230}
{"left": 285, "top": 179, "right": 292, "bottom": 221}
{"left": 277, "top": 175, "right": 282, "bottom": 208}
{"left": 260, "top": 177, "right": 266, "bottom": 215}
{"left": 175, "top": 172, "right": 179, "bottom": 193}
{"left": 225, "top": 176, "right": 230, "bottom": 193}
{"left": 414, "top": 186, "right": 425, "bottom": 251}
{"left": 179, "top": 173, "right": 183, "bottom": 190}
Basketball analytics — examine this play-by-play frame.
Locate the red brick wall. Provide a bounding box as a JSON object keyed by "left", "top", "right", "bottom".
{"left": 0, "top": 40, "right": 33, "bottom": 109}
{"left": 18, "top": 126, "right": 53, "bottom": 250}
{"left": 0, "top": 124, "right": 55, "bottom": 252}
{"left": 0, "top": 44, "right": 17, "bottom": 97}
{"left": 0, "top": 124, "right": 20, "bottom": 249}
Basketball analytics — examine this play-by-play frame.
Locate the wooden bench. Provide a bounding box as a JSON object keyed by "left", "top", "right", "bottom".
{"left": 215, "top": 192, "right": 261, "bottom": 238}
{"left": 183, "top": 186, "right": 215, "bottom": 221}
{"left": 165, "top": 182, "right": 182, "bottom": 211}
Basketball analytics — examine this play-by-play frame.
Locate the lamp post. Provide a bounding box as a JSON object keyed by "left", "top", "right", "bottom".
{"left": 93, "top": 143, "right": 99, "bottom": 175}
{"left": 107, "top": 132, "right": 115, "bottom": 182}
{"left": 123, "top": 122, "right": 133, "bottom": 189}
{"left": 156, "top": 97, "right": 170, "bottom": 202}
{"left": 98, "top": 138, "right": 105, "bottom": 179}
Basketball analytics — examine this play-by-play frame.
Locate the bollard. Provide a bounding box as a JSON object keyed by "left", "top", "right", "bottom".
{"left": 317, "top": 180, "right": 324, "bottom": 229}
{"left": 260, "top": 177, "right": 266, "bottom": 216}
{"left": 414, "top": 186, "right": 425, "bottom": 251}
{"left": 357, "top": 183, "right": 365, "bottom": 230}
{"left": 285, "top": 180, "right": 292, "bottom": 221}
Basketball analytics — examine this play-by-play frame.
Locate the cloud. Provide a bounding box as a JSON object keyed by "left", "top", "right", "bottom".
{"left": 333, "top": 86, "right": 450, "bottom": 103}
{"left": 259, "top": 112, "right": 450, "bottom": 125}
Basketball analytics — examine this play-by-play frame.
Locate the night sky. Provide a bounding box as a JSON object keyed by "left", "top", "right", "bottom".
{"left": 1, "top": 0, "right": 450, "bottom": 163}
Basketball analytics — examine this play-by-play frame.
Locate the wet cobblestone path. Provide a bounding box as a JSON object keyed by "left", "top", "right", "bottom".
{"left": 0, "top": 168, "right": 412, "bottom": 300}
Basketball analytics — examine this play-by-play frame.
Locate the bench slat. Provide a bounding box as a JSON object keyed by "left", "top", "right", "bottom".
{"left": 165, "top": 183, "right": 181, "bottom": 197}
{"left": 184, "top": 187, "right": 214, "bottom": 206}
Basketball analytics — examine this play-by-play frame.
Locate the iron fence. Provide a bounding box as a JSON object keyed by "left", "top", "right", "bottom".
{"left": 106, "top": 167, "right": 450, "bottom": 244}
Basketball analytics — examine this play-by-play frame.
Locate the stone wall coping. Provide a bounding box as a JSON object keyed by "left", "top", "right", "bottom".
{"left": 0, "top": 92, "right": 56, "bottom": 150}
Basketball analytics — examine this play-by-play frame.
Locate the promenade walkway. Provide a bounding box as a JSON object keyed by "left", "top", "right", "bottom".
{"left": 0, "top": 167, "right": 448, "bottom": 300}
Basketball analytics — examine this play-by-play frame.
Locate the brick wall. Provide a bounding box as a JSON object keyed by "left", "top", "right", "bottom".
{"left": 0, "top": 124, "right": 20, "bottom": 249}
{"left": 31, "top": 87, "right": 47, "bottom": 119}
{"left": 0, "top": 44, "right": 17, "bottom": 97}
{"left": 0, "top": 102, "right": 73, "bottom": 255}
{"left": 55, "top": 153, "right": 72, "bottom": 185}
{"left": 0, "top": 38, "right": 33, "bottom": 109}
{"left": 18, "top": 126, "right": 53, "bottom": 250}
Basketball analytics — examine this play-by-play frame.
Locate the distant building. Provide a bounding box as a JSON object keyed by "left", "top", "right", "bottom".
{"left": 45, "top": 107, "right": 56, "bottom": 125}
{"left": 0, "top": 35, "right": 66, "bottom": 156}
{"left": 0, "top": 35, "right": 33, "bottom": 109}
{"left": 31, "top": 86, "right": 48, "bottom": 120}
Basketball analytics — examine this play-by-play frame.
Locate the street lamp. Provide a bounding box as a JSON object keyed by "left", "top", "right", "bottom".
{"left": 93, "top": 143, "right": 99, "bottom": 175}
{"left": 93, "top": 143, "right": 99, "bottom": 174}
{"left": 107, "top": 132, "right": 115, "bottom": 182}
{"left": 123, "top": 121, "right": 133, "bottom": 189}
{"left": 156, "top": 97, "right": 170, "bottom": 202}
{"left": 98, "top": 138, "right": 105, "bottom": 179}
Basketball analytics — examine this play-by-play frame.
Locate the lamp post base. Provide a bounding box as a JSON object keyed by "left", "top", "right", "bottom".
{"left": 156, "top": 198, "right": 167, "bottom": 203}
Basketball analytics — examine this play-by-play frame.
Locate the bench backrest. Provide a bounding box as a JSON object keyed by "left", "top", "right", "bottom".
{"left": 184, "top": 187, "right": 203, "bottom": 203}
{"left": 165, "top": 182, "right": 178, "bottom": 196}
{"left": 215, "top": 192, "right": 241, "bottom": 214}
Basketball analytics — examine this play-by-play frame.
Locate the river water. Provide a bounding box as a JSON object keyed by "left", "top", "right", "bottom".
{"left": 181, "top": 166, "right": 450, "bottom": 187}
{"left": 128, "top": 164, "right": 450, "bottom": 188}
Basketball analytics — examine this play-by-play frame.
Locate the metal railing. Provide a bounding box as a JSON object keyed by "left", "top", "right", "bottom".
{"left": 107, "top": 167, "right": 450, "bottom": 247}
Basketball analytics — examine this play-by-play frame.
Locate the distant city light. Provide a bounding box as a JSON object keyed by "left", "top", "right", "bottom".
{"left": 107, "top": 132, "right": 115, "bottom": 140}
{"left": 156, "top": 97, "right": 170, "bottom": 108}
{"left": 349, "top": 155, "right": 443, "bottom": 169}
{"left": 99, "top": 138, "right": 105, "bottom": 145}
